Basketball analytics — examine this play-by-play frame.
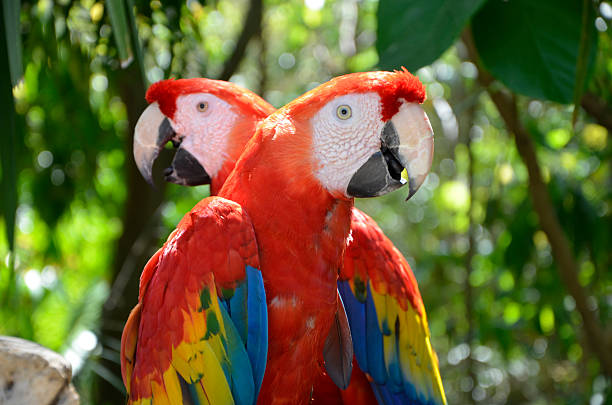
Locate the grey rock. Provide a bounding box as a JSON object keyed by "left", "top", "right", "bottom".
{"left": 0, "top": 336, "right": 80, "bottom": 405}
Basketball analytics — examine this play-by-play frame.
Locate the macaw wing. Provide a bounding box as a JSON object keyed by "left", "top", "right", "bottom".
{"left": 120, "top": 196, "right": 267, "bottom": 405}
{"left": 338, "top": 208, "right": 446, "bottom": 405}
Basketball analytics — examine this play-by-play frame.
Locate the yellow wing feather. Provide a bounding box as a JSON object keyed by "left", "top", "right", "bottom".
{"left": 125, "top": 198, "right": 264, "bottom": 405}
{"left": 370, "top": 280, "right": 447, "bottom": 405}
{"left": 198, "top": 341, "right": 235, "bottom": 405}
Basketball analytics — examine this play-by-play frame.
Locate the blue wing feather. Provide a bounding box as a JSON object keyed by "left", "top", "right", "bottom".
{"left": 370, "top": 383, "right": 387, "bottom": 405}
{"left": 220, "top": 299, "right": 230, "bottom": 315}
{"left": 218, "top": 264, "right": 267, "bottom": 405}
{"left": 337, "top": 280, "right": 368, "bottom": 371}
{"left": 340, "top": 279, "right": 444, "bottom": 405}
{"left": 246, "top": 265, "right": 268, "bottom": 398}
{"left": 228, "top": 279, "right": 249, "bottom": 344}
{"left": 218, "top": 300, "right": 255, "bottom": 405}
{"left": 128, "top": 198, "right": 269, "bottom": 405}
{"left": 385, "top": 323, "right": 403, "bottom": 391}
{"left": 403, "top": 373, "right": 419, "bottom": 402}
{"left": 366, "top": 282, "right": 388, "bottom": 385}
{"left": 370, "top": 383, "right": 397, "bottom": 405}
{"left": 182, "top": 376, "right": 203, "bottom": 405}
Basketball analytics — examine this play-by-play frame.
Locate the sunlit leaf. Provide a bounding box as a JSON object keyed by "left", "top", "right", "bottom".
{"left": 2, "top": 0, "right": 22, "bottom": 86}
{"left": 0, "top": 1, "right": 19, "bottom": 276}
{"left": 105, "top": 0, "right": 133, "bottom": 67}
{"left": 472, "top": 0, "right": 597, "bottom": 103}
{"left": 578, "top": 261, "right": 595, "bottom": 286}
{"left": 581, "top": 123, "right": 607, "bottom": 151}
{"left": 126, "top": 0, "right": 147, "bottom": 87}
{"left": 546, "top": 128, "right": 572, "bottom": 149}
{"left": 498, "top": 271, "right": 515, "bottom": 292}
{"left": 572, "top": 0, "right": 596, "bottom": 123}
{"left": 377, "top": 0, "right": 487, "bottom": 71}
{"left": 440, "top": 180, "right": 470, "bottom": 212}
{"left": 567, "top": 343, "right": 583, "bottom": 363}
{"left": 539, "top": 306, "right": 555, "bottom": 334}
{"left": 496, "top": 163, "right": 514, "bottom": 185}
{"left": 503, "top": 302, "right": 521, "bottom": 325}
{"left": 90, "top": 3, "right": 104, "bottom": 23}
{"left": 532, "top": 230, "right": 549, "bottom": 251}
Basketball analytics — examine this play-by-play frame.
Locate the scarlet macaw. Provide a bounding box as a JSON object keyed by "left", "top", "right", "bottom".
{"left": 126, "top": 71, "right": 439, "bottom": 404}
{"left": 134, "top": 77, "right": 446, "bottom": 405}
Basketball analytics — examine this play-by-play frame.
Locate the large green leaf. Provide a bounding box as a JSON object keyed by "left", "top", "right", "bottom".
{"left": 105, "top": 0, "right": 133, "bottom": 67}
{"left": 377, "top": 0, "right": 487, "bottom": 71}
{"left": 0, "top": 0, "right": 19, "bottom": 273}
{"left": 2, "top": 0, "right": 22, "bottom": 86}
{"left": 472, "top": 0, "right": 597, "bottom": 104}
{"left": 573, "top": 0, "right": 595, "bottom": 122}
{"left": 126, "top": 0, "right": 147, "bottom": 87}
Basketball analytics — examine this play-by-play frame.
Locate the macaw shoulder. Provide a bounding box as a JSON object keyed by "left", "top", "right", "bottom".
{"left": 344, "top": 206, "right": 424, "bottom": 314}
{"left": 338, "top": 206, "right": 447, "bottom": 404}
{"left": 138, "top": 196, "right": 260, "bottom": 301}
{"left": 123, "top": 196, "right": 268, "bottom": 404}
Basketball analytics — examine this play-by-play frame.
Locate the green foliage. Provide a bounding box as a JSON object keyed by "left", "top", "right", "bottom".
{"left": 0, "top": 0, "right": 20, "bottom": 275}
{"left": 377, "top": 0, "right": 487, "bottom": 71}
{"left": 378, "top": 0, "right": 599, "bottom": 105}
{"left": 2, "top": 0, "right": 23, "bottom": 86}
{"left": 573, "top": 0, "right": 597, "bottom": 119}
{"left": 105, "top": 0, "right": 133, "bottom": 67}
{"left": 472, "top": 0, "right": 597, "bottom": 103}
{"left": 0, "top": 1, "right": 610, "bottom": 404}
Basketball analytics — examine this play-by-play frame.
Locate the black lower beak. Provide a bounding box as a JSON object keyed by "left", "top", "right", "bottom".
{"left": 164, "top": 147, "right": 211, "bottom": 186}
{"left": 346, "top": 102, "right": 434, "bottom": 200}
{"left": 381, "top": 141, "right": 404, "bottom": 182}
{"left": 346, "top": 121, "right": 408, "bottom": 198}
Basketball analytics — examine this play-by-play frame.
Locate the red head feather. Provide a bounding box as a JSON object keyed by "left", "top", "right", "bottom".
{"left": 145, "top": 78, "right": 274, "bottom": 120}
{"left": 145, "top": 78, "right": 276, "bottom": 194}
{"left": 281, "top": 68, "right": 426, "bottom": 122}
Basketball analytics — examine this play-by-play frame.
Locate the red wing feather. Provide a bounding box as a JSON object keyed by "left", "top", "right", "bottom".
{"left": 120, "top": 196, "right": 263, "bottom": 405}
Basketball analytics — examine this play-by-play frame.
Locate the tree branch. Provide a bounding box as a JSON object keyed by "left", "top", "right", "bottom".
{"left": 218, "top": 0, "right": 263, "bottom": 81}
{"left": 462, "top": 30, "right": 612, "bottom": 378}
{"left": 255, "top": 22, "right": 267, "bottom": 97}
{"left": 464, "top": 98, "right": 478, "bottom": 405}
{"left": 581, "top": 92, "right": 612, "bottom": 133}
{"left": 96, "top": 60, "right": 171, "bottom": 403}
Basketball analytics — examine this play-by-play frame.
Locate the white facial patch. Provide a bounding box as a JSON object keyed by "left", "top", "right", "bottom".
{"left": 311, "top": 93, "right": 384, "bottom": 195}
{"left": 172, "top": 93, "right": 238, "bottom": 177}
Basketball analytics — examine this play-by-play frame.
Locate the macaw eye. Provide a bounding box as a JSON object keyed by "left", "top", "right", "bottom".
{"left": 336, "top": 105, "right": 352, "bottom": 120}
{"left": 197, "top": 101, "right": 209, "bottom": 112}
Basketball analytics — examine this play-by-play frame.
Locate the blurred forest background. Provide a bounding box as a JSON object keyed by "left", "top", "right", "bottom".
{"left": 0, "top": 0, "right": 611, "bottom": 404}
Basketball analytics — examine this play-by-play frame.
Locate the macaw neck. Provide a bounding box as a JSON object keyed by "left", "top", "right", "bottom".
{"left": 210, "top": 160, "right": 235, "bottom": 196}
{"left": 219, "top": 135, "right": 353, "bottom": 296}
{"left": 218, "top": 126, "right": 353, "bottom": 403}
{"left": 211, "top": 117, "right": 267, "bottom": 196}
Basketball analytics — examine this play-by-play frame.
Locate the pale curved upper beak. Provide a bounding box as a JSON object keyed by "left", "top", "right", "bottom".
{"left": 392, "top": 102, "right": 434, "bottom": 199}
{"left": 133, "top": 102, "right": 176, "bottom": 185}
{"left": 133, "top": 102, "right": 211, "bottom": 186}
{"left": 346, "top": 102, "right": 434, "bottom": 200}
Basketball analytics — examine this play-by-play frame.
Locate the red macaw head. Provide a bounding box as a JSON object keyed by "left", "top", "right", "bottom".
{"left": 133, "top": 78, "right": 275, "bottom": 192}
{"left": 135, "top": 70, "right": 434, "bottom": 201}
{"left": 245, "top": 68, "right": 434, "bottom": 200}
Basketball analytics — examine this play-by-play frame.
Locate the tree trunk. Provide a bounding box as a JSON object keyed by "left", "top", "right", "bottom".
{"left": 95, "top": 61, "right": 170, "bottom": 404}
